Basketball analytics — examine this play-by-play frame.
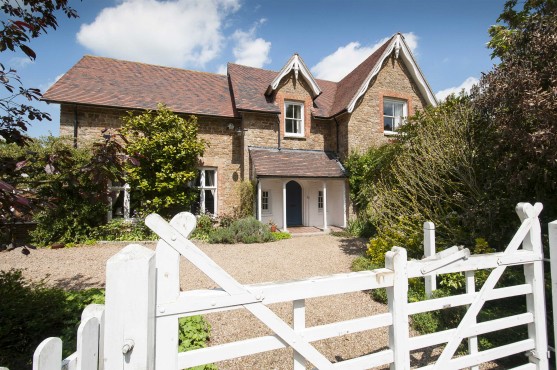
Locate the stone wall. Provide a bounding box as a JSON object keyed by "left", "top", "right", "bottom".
{"left": 60, "top": 104, "right": 242, "bottom": 216}
{"left": 346, "top": 55, "right": 428, "bottom": 154}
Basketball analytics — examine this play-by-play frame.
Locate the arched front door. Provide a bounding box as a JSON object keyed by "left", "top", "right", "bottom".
{"left": 286, "top": 181, "right": 302, "bottom": 226}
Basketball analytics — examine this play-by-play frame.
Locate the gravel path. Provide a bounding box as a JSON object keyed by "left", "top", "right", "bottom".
{"left": 1, "top": 235, "right": 502, "bottom": 369}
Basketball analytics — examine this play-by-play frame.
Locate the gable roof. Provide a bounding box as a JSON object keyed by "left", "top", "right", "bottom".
{"left": 250, "top": 147, "right": 345, "bottom": 178}
{"left": 43, "top": 55, "right": 236, "bottom": 117}
{"left": 43, "top": 33, "right": 436, "bottom": 119}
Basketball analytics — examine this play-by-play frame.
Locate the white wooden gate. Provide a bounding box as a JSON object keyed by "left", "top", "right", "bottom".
{"left": 31, "top": 202, "right": 556, "bottom": 369}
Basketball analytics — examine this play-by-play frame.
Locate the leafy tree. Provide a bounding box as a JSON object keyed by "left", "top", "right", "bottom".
{"left": 121, "top": 104, "right": 206, "bottom": 218}
{"left": 0, "top": 0, "right": 78, "bottom": 232}
{"left": 473, "top": 0, "right": 557, "bottom": 234}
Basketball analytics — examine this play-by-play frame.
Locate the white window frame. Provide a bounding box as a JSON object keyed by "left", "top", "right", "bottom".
{"left": 197, "top": 168, "right": 218, "bottom": 215}
{"left": 317, "top": 190, "right": 324, "bottom": 213}
{"left": 383, "top": 98, "right": 408, "bottom": 135}
{"left": 261, "top": 190, "right": 271, "bottom": 214}
{"left": 284, "top": 101, "right": 304, "bottom": 138}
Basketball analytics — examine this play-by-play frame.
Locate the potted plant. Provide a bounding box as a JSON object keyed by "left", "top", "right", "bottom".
{"left": 268, "top": 219, "right": 277, "bottom": 232}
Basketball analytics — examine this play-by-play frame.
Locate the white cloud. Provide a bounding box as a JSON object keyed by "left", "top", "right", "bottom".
{"left": 310, "top": 32, "right": 418, "bottom": 82}
{"left": 76, "top": 0, "right": 240, "bottom": 68}
{"left": 216, "top": 64, "right": 227, "bottom": 74}
{"left": 229, "top": 20, "right": 271, "bottom": 68}
{"left": 9, "top": 56, "right": 33, "bottom": 69}
{"left": 435, "top": 76, "right": 479, "bottom": 101}
{"left": 40, "top": 73, "right": 64, "bottom": 92}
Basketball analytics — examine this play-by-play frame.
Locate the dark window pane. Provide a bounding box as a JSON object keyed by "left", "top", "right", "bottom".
{"left": 205, "top": 190, "right": 215, "bottom": 214}
{"left": 293, "top": 105, "right": 301, "bottom": 119}
{"left": 205, "top": 170, "right": 215, "bottom": 187}
{"left": 384, "top": 117, "right": 394, "bottom": 131}
{"left": 286, "top": 119, "right": 294, "bottom": 133}
{"left": 286, "top": 104, "right": 294, "bottom": 118}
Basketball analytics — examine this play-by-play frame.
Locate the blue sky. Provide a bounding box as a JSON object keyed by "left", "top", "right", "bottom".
{"left": 7, "top": 0, "right": 506, "bottom": 138}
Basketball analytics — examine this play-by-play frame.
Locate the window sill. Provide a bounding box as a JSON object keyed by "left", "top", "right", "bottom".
{"left": 284, "top": 134, "right": 306, "bottom": 139}
{"left": 384, "top": 131, "right": 400, "bottom": 137}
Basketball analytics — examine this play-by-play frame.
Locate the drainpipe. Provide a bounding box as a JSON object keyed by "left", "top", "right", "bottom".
{"left": 333, "top": 116, "right": 340, "bottom": 155}
{"left": 277, "top": 114, "right": 281, "bottom": 150}
{"left": 73, "top": 104, "right": 78, "bottom": 148}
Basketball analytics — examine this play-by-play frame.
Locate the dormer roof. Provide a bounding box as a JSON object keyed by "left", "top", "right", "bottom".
{"left": 265, "top": 54, "right": 322, "bottom": 98}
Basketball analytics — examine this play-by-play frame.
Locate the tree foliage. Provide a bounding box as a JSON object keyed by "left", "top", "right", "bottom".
{"left": 121, "top": 104, "right": 206, "bottom": 218}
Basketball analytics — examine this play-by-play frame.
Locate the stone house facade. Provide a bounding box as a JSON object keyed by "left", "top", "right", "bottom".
{"left": 44, "top": 33, "right": 437, "bottom": 231}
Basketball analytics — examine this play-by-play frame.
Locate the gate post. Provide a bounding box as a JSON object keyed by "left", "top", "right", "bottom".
{"left": 386, "top": 246, "right": 410, "bottom": 369}
{"left": 423, "top": 222, "right": 436, "bottom": 297}
{"left": 104, "top": 244, "right": 156, "bottom": 370}
{"left": 548, "top": 221, "right": 557, "bottom": 369}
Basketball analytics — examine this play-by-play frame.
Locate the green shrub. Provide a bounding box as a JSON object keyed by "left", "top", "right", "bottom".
{"left": 90, "top": 219, "right": 157, "bottom": 241}
{"left": 0, "top": 270, "right": 104, "bottom": 369}
{"left": 208, "top": 217, "right": 273, "bottom": 244}
{"left": 0, "top": 270, "right": 215, "bottom": 370}
{"left": 351, "top": 256, "right": 376, "bottom": 272}
{"left": 178, "top": 316, "right": 217, "bottom": 370}
{"left": 271, "top": 231, "right": 291, "bottom": 241}
{"left": 233, "top": 180, "right": 255, "bottom": 219}
{"left": 346, "top": 218, "right": 375, "bottom": 238}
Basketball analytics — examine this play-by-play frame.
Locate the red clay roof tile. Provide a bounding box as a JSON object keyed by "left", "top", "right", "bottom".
{"left": 43, "top": 55, "right": 236, "bottom": 117}
{"left": 250, "top": 147, "right": 345, "bottom": 178}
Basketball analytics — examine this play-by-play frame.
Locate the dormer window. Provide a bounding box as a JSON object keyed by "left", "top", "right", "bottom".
{"left": 285, "top": 101, "right": 304, "bottom": 137}
{"left": 383, "top": 98, "right": 407, "bottom": 134}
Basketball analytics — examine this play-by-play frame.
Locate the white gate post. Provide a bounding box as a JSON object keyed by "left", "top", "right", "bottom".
{"left": 386, "top": 246, "right": 410, "bottom": 369}
{"left": 104, "top": 244, "right": 156, "bottom": 370}
{"left": 423, "top": 222, "right": 436, "bottom": 297}
{"left": 518, "top": 203, "right": 549, "bottom": 369}
{"left": 465, "top": 271, "right": 479, "bottom": 370}
{"left": 548, "top": 220, "right": 557, "bottom": 369}
{"left": 293, "top": 299, "right": 306, "bottom": 370}
{"left": 33, "top": 337, "right": 62, "bottom": 370}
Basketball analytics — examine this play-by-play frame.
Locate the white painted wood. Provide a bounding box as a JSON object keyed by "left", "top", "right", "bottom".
{"left": 62, "top": 353, "right": 77, "bottom": 370}
{"left": 465, "top": 270, "right": 479, "bottom": 370}
{"left": 409, "top": 284, "right": 532, "bottom": 315}
{"left": 282, "top": 181, "right": 287, "bottom": 231}
{"left": 76, "top": 317, "right": 99, "bottom": 370}
{"left": 518, "top": 203, "right": 549, "bottom": 369}
{"left": 257, "top": 181, "right": 262, "bottom": 222}
{"left": 329, "top": 350, "right": 393, "bottom": 369}
{"left": 33, "top": 337, "right": 62, "bottom": 370}
{"left": 146, "top": 213, "right": 334, "bottom": 369}
{"left": 293, "top": 299, "right": 305, "bottom": 370}
{"left": 104, "top": 244, "right": 156, "bottom": 370}
{"left": 509, "top": 364, "right": 537, "bottom": 370}
{"left": 549, "top": 220, "right": 557, "bottom": 370}
{"left": 81, "top": 304, "right": 104, "bottom": 370}
{"left": 386, "top": 246, "right": 410, "bottom": 369}
{"left": 322, "top": 181, "right": 328, "bottom": 230}
{"left": 423, "top": 222, "right": 436, "bottom": 297}
{"left": 342, "top": 180, "right": 347, "bottom": 228}
{"left": 420, "top": 247, "right": 470, "bottom": 274}
{"left": 123, "top": 184, "right": 130, "bottom": 219}
{"left": 433, "top": 203, "right": 541, "bottom": 369}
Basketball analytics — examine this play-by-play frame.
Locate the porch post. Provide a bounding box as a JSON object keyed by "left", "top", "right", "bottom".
{"left": 282, "top": 181, "right": 287, "bottom": 232}
{"left": 322, "top": 181, "right": 328, "bottom": 230}
{"left": 123, "top": 183, "right": 131, "bottom": 220}
{"left": 257, "top": 180, "right": 262, "bottom": 222}
{"left": 342, "top": 180, "right": 347, "bottom": 228}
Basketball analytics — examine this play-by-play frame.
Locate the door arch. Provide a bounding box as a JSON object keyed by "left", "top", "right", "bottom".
{"left": 286, "top": 181, "right": 302, "bottom": 226}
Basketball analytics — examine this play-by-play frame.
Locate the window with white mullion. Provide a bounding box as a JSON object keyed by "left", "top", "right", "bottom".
{"left": 318, "top": 190, "right": 324, "bottom": 212}
{"left": 285, "top": 101, "right": 304, "bottom": 136}
{"left": 383, "top": 98, "right": 407, "bottom": 133}
{"left": 262, "top": 190, "right": 271, "bottom": 214}
{"left": 193, "top": 168, "right": 217, "bottom": 215}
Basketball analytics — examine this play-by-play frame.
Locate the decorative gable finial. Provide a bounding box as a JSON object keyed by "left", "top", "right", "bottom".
{"left": 394, "top": 35, "right": 401, "bottom": 59}
{"left": 267, "top": 53, "right": 322, "bottom": 97}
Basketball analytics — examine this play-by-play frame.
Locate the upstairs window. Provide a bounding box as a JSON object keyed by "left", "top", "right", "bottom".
{"left": 383, "top": 98, "right": 407, "bottom": 134}
{"left": 285, "top": 101, "right": 304, "bottom": 137}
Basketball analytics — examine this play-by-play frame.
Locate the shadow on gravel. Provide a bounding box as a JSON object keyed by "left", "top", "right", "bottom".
{"left": 53, "top": 273, "right": 103, "bottom": 290}
{"left": 336, "top": 237, "right": 368, "bottom": 256}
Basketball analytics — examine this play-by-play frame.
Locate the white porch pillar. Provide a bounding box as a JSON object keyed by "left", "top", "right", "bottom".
{"left": 257, "top": 180, "right": 262, "bottom": 222}
{"left": 342, "top": 180, "right": 347, "bottom": 228}
{"left": 322, "top": 181, "right": 328, "bottom": 230}
{"left": 282, "top": 181, "right": 287, "bottom": 232}
{"left": 123, "top": 183, "right": 131, "bottom": 220}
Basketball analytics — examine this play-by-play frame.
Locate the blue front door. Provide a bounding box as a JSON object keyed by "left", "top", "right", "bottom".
{"left": 286, "top": 181, "right": 302, "bottom": 226}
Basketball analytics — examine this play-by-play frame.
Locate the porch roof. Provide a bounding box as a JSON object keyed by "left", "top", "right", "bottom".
{"left": 250, "top": 147, "right": 346, "bottom": 178}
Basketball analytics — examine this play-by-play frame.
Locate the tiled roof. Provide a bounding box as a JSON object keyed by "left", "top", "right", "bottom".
{"left": 250, "top": 148, "right": 345, "bottom": 178}
{"left": 44, "top": 34, "right": 422, "bottom": 119}
{"left": 329, "top": 36, "right": 394, "bottom": 116}
{"left": 43, "top": 55, "right": 236, "bottom": 117}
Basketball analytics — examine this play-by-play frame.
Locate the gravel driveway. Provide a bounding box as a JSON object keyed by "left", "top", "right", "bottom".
{"left": 1, "top": 235, "right": 501, "bottom": 369}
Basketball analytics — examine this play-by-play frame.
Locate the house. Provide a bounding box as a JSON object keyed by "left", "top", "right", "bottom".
{"left": 43, "top": 33, "right": 437, "bottom": 231}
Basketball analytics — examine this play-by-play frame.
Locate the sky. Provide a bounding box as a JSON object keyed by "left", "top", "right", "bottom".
{"left": 6, "top": 0, "right": 507, "bottom": 138}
